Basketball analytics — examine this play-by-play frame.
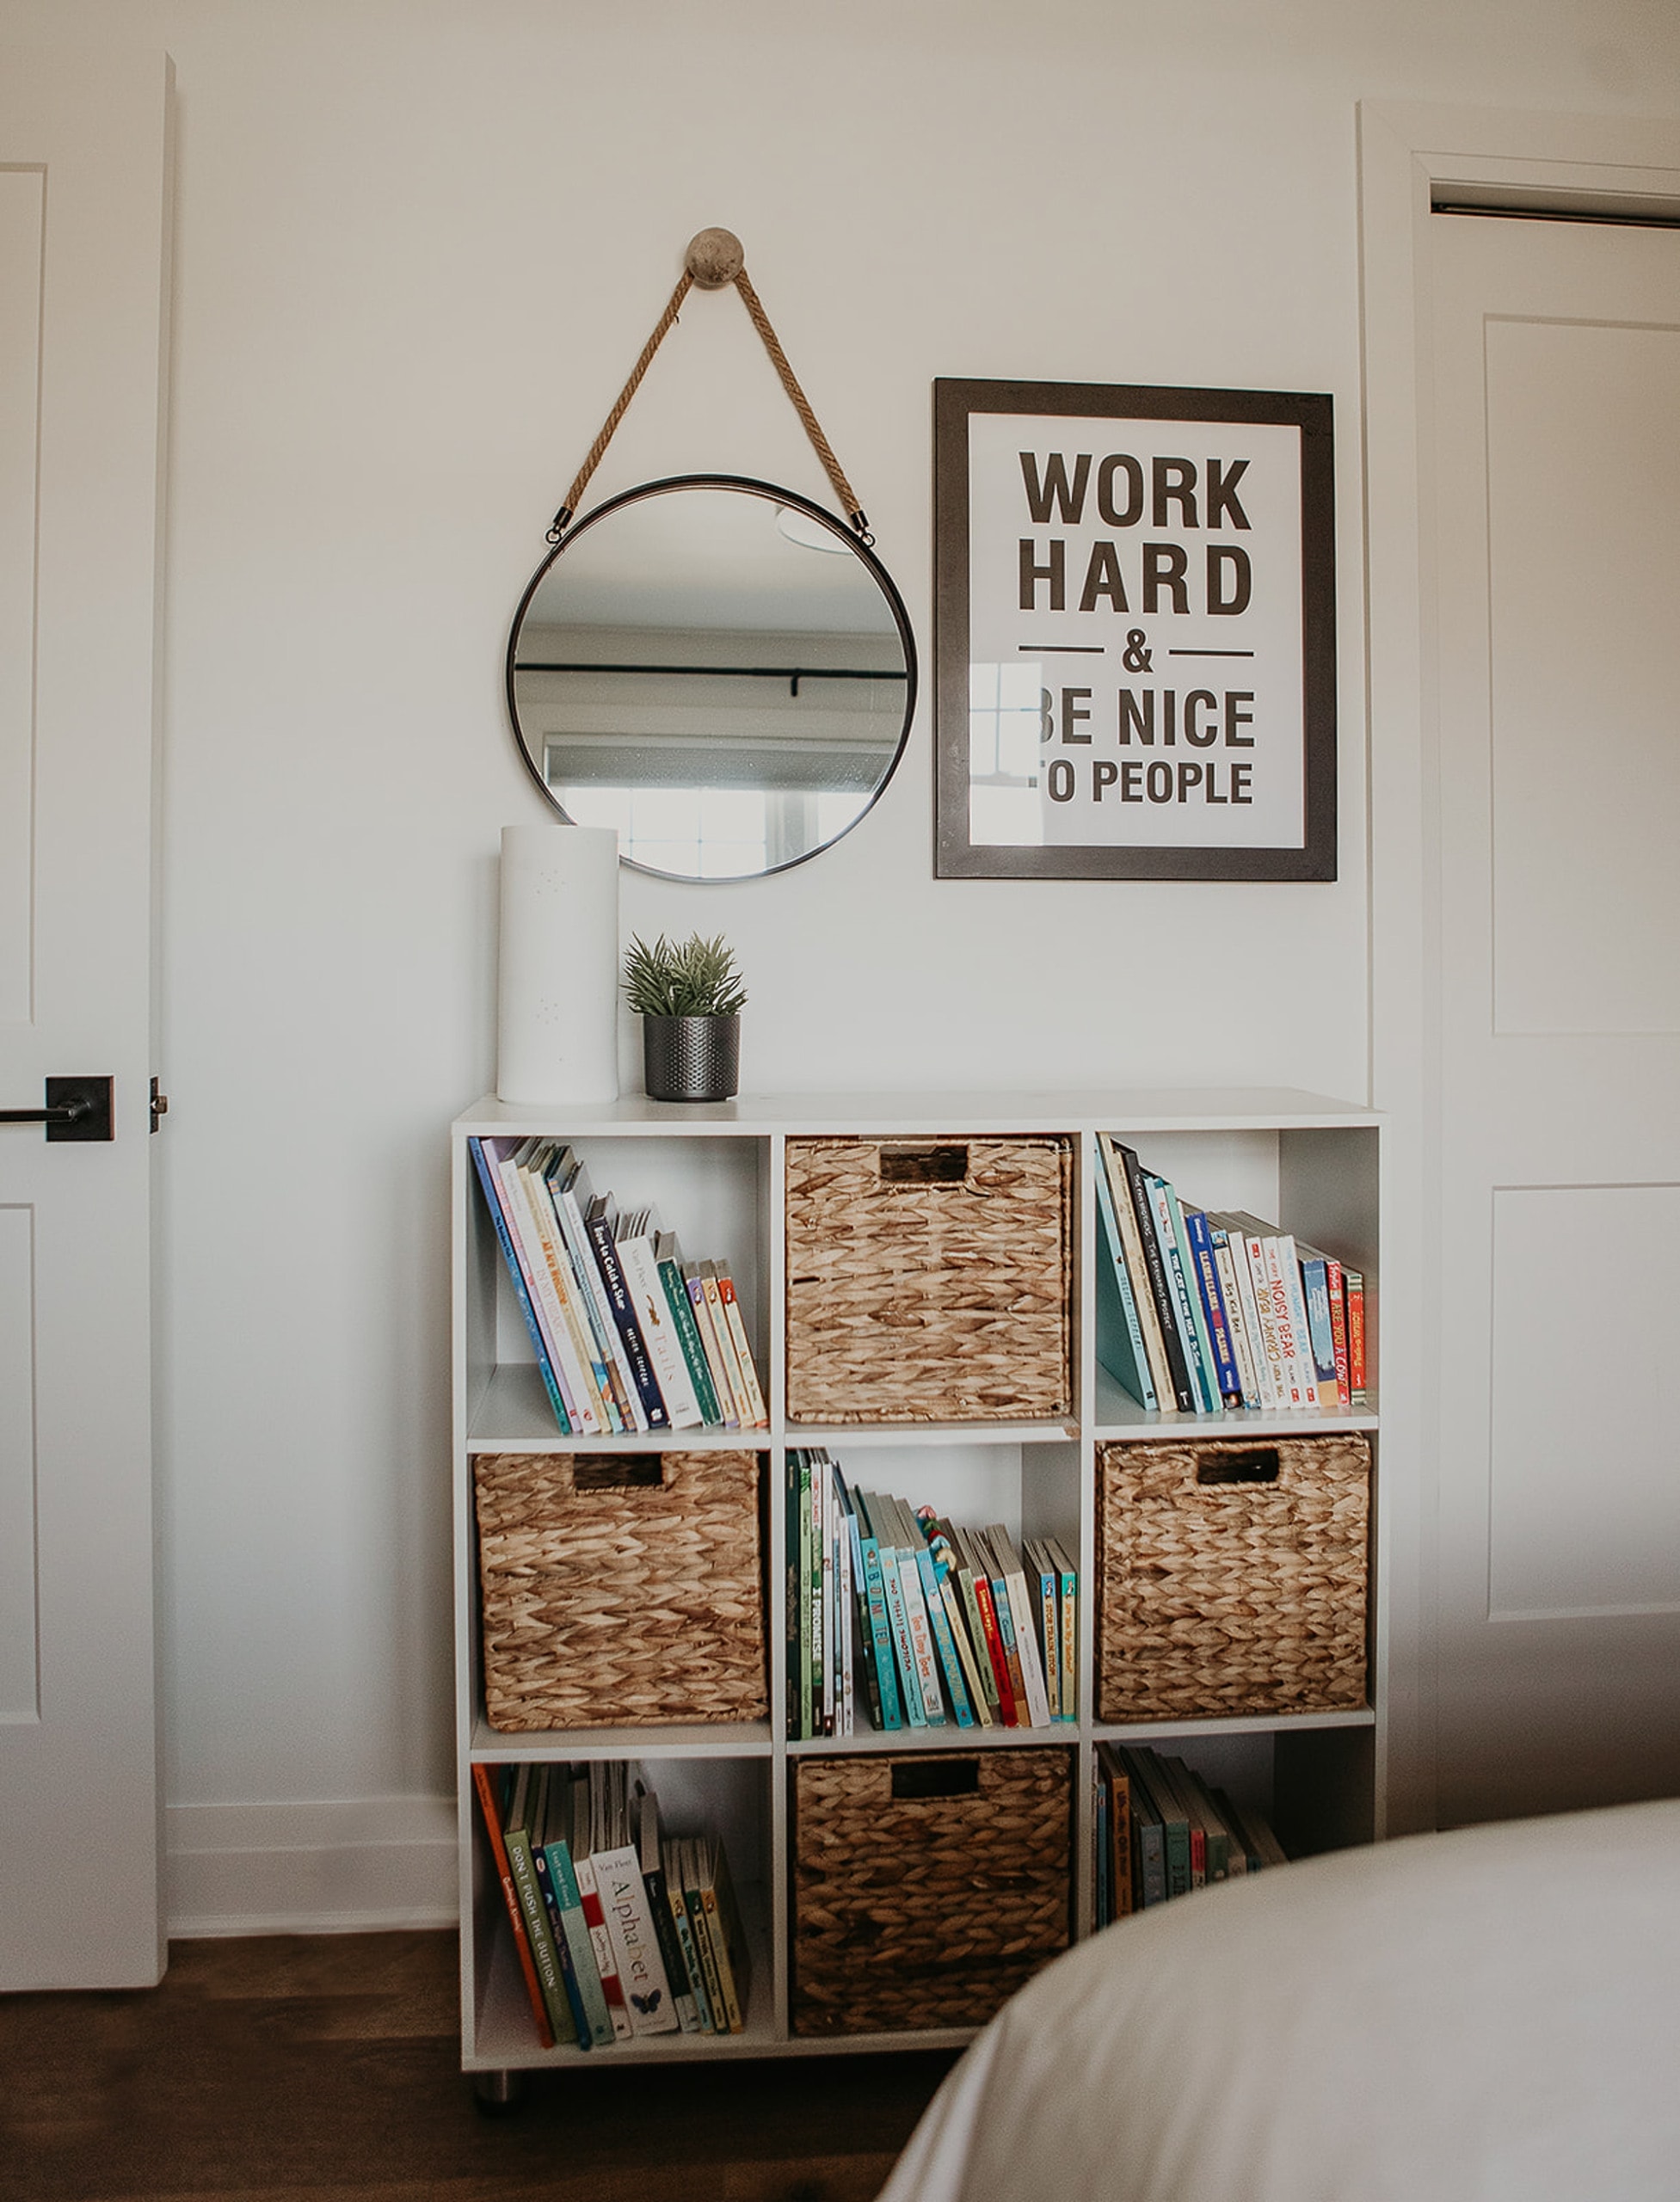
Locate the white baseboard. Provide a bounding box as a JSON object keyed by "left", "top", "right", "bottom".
{"left": 167, "top": 1795, "right": 458, "bottom": 1937}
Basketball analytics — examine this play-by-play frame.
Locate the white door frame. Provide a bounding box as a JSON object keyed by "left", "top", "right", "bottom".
{"left": 0, "top": 49, "right": 173, "bottom": 1986}
{"left": 1358, "top": 101, "right": 1680, "bottom": 1836}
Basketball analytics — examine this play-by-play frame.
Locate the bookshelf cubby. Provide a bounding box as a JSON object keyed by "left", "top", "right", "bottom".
{"left": 452, "top": 1087, "right": 1382, "bottom": 2083}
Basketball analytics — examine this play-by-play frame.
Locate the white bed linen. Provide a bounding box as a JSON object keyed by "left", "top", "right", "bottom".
{"left": 877, "top": 1799, "right": 1680, "bottom": 2202}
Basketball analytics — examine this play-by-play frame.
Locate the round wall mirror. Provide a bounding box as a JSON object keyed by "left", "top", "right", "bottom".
{"left": 506, "top": 475, "right": 917, "bottom": 881}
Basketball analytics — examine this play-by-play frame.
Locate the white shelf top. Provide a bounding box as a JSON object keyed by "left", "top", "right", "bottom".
{"left": 1092, "top": 1707, "right": 1375, "bottom": 1741}
{"left": 469, "top": 1885, "right": 782, "bottom": 2066}
{"left": 778, "top": 1418, "right": 1080, "bottom": 1450}
{"left": 1092, "top": 1409, "right": 1381, "bottom": 1443}
{"left": 1092, "top": 1365, "right": 1379, "bottom": 1440}
{"left": 471, "top": 1716, "right": 773, "bottom": 1760}
{"left": 787, "top": 1723, "right": 1079, "bottom": 1756}
{"left": 469, "top": 1362, "right": 1377, "bottom": 1453}
{"left": 468, "top": 1363, "right": 770, "bottom": 1451}
{"left": 455, "top": 1085, "right": 1378, "bottom": 1138}
{"left": 467, "top": 1363, "right": 1077, "bottom": 1452}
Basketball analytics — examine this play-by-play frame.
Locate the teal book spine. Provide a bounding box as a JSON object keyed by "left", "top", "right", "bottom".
{"left": 1055, "top": 1548, "right": 1078, "bottom": 1721}
{"left": 532, "top": 1836, "right": 596, "bottom": 2048}
{"left": 894, "top": 1541, "right": 947, "bottom": 1726}
{"left": 796, "top": 1452, "right": 814, "bottom": 1740}
{"left": 858, "top": 1535, "right": 903, "bottom": 1729}
{"left": 785, "top": 1454, "right": 801, "bottom": 1738}
{"left": 542, "top": 1832, "right": 613, "bottom": 2047}
{"left": 469, "top": 1138, "right": 571, "bottom": 1434}
{"left": 875, "top": 1541, "right": 928, "bottom": 1730}
{"left": 662, "top": 1846, "right": 714, "bottom": 2032}
{"left": 1149, "top": 1174, "right": 1222, "bottom": 1414}
{"left": 914, "top": 1545, "right": 975, "bottom": 1727}
{"left": 807, "top": 1455, "right": 826, "bottom": 1738}
{"left": 1093, "top": 1159, "right": 1157, "bottom": 1409}
{"left": 1031, "top": 1547, "right": 1069, "bottom": 1721}
{"left": 1113, "top": 1141, "right": 1196, "bottom": 1412}
{"left": 1148, "top": 1771, "right": 1192, "bottom": 1896}
{"left": 1119, "top": 1749, "right": 1168, "bottom": 1907}
{"left": 835, "top": 1480, "right": 885, "bottom": 1731}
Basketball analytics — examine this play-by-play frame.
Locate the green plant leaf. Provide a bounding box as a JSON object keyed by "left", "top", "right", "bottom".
{"left": 622, "top": 931, "right": 747, "bottom": 1018}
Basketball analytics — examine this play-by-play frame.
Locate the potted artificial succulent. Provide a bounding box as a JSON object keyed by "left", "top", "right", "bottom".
{"left": 623, "top": 931, "right": 748, "bottom": 1102}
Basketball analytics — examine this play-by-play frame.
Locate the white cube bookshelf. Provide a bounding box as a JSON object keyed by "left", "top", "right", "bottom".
{"left": 452, "top": 1087, "right": 1382, "bottom": 2080}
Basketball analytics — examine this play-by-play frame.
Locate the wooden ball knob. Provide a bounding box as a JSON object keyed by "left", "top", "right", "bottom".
{"left": 685, "top": 227, "right": 744, "bottom": 288}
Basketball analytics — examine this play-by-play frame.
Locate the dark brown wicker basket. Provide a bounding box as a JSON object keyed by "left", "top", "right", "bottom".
{"left": 784, "top": 1135, "right": 1073, "bottom": 1424}
{"left": 1096, "top": 1434, "right": 1371, "bottom": 1722}
{"left": 791, "top": 1749, "right": 1073, "bottom": 2035}
{"left": 474, "top": 1449, "right": 767, "bottom": 1731}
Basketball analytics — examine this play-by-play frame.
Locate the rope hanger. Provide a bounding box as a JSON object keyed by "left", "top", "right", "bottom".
{"left": 548, "top": 227, "right": 870, "bottom": 544}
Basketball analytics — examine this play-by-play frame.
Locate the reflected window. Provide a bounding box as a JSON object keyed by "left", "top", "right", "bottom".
{"left": 546, "top": 774, "right": 873, "bottom": 881}
{"left": 968, "top": 660, "right": 1045, "bottom": 847}
{"left": 507, "top": 480, "right": 915, "bottom": 882}
{"left": 569, "top": 784, "right": 767, "bottom": 880}
{"left": 535, "top": 643, "right": 895, "bottom": 881}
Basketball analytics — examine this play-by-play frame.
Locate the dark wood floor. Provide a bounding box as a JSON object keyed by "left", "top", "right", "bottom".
{"left": 0, "top": 1932, "right": 957, "bottom": 2202}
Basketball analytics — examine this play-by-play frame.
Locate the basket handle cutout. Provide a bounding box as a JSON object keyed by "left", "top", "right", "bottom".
{"left": 572, "top": 1453, "right": 665, "bottom": 1491}
{"left": 1196, "top": 1448, "right": 1279, "bottom": 1486}
{"left": 891, "top": 1758, "right": 980, "bottom": 1799}
{"left": 878, "top": 1144, "right": 969, "bottom": 1186}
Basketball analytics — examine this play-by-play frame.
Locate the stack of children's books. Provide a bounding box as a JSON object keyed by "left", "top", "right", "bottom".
{"left": 471, "top": 1134, "right": 767, "bottom": 1436}
{"left": 474, "top": 1758, "right": 752, "bottom": 2050}
{"left": 1094, "top": 1132, "right": 1368, "bottom": 1415}
{"left": 1093, "top": 1742, "right": 1290, "bottom": 1922}
{"left": 786, "top": 1451, "right": 1077, "bottom": 1738}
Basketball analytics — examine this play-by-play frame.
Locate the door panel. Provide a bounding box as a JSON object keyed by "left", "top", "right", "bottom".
{"left": 1485, "top": 314, "right": 1680, "bottom": 1036}
{"left": 1428, "top": 211, "right": 1680, "bottom": 1824}
{"left": 0, "top": 54, "right": 172, "bottom": 1987}
{"left": 1486, "top": 1184, "right": 1680, "bottom": 1618}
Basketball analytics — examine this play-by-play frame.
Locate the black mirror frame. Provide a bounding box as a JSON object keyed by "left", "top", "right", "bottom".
{"left": 505, "top": 472, "right": 919, "bottom": 883}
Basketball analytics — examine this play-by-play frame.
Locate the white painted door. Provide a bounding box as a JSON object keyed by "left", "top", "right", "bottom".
{"left": 1426, "top": 206, "right": 1680, "bottom": 1825}
{"left": 0, "top": 52, "right": 171, "bottom": 1986}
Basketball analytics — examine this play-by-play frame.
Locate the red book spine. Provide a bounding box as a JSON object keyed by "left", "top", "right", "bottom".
{"left": 1347, "top": 1273, "right": 1368, "bottom": 1401}
{"left": 1325, "top": 1257, "right": 1351, "bottom": 1410}
{"left": 471, "top": 1763, "right": 555, "bottom": 2050}
{"left": 970, "top": 1572, "right": 1018, "bottom": 1725}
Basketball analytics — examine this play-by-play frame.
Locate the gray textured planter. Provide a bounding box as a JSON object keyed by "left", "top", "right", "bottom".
{"left": 642, "top": 1014, "right": 740, "bottom": 1103}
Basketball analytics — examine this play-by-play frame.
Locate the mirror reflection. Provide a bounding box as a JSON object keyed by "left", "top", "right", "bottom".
{"left": 507, "top": 477, "right": 915, "bottom": 881}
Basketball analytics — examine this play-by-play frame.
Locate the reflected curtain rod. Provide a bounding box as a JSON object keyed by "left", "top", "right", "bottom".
{"left": 516, "top": 660, "right": 908, "bottom": 698}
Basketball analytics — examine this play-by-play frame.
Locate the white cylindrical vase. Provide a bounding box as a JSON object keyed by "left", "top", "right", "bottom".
{"left": 495, "top": 822, "right": 619, "bottom": 1104}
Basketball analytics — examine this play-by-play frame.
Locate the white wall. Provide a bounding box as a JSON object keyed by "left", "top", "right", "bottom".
{"left": 3, "top": 0, "right": 1677, "bottom": 1928}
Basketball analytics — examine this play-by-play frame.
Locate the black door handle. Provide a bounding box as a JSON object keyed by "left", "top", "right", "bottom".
{"left": 0, "top": 1076, "right": 114, "bottom": 1141}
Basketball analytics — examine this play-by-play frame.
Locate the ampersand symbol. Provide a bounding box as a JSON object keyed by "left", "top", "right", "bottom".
{"left": 1123, "top": 630, "right": 1153, "bottom": 673}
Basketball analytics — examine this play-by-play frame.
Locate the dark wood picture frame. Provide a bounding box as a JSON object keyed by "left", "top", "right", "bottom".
{"left": 933, "top": 378, "right": 1337, "bottom": 880}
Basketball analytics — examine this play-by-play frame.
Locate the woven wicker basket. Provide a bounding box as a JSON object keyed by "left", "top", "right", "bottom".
{"left": 475, "top": 1449, "right": 767, "bottom": 1731}
{"left": 1096, "top": 1434, "right": 1370, "bottom": 1723}
{"left": 791, "top": 1749, "right": 1072, "bottom": 2035}
{"left": 784, "top": 1135, "right": 1072, "bottom": 1424}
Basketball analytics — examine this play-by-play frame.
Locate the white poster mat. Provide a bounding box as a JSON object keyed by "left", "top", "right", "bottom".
{"left": 964, "top": 410, "right": 1306, "bottom": 852}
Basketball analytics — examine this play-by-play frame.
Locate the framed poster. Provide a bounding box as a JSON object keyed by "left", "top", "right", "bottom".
{"left": 934, "top": 378, "right": 1336, "bottom": 880}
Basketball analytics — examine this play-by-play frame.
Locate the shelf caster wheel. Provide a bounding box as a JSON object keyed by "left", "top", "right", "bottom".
{"left": 471, "top": 2069, "right": 527, "bottom": 2117}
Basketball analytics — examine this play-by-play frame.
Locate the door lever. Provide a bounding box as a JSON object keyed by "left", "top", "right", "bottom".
{"left": 0, "top": 1076, "right": 114, "bottom": 1141}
